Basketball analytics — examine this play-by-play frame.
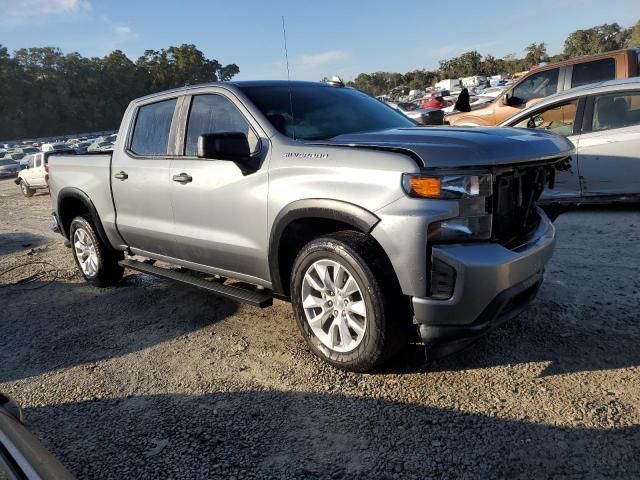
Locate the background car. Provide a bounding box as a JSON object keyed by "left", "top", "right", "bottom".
{"left": 15, "top": 151, "right": 62, "bottom": 196}
{"left": 420, "top": 95, "right": 448, "bottom": 109}
{"left": 0, "top": 158, "right": 20, "bottom": 178}
{"left": 500, "top": 78, "right": 640, "bottom": 204}
{"left": 448, "top": 48, "right": 640, "bottom": 126}
{"left": 390, "top": 102, "right": 445, "bottom": 125}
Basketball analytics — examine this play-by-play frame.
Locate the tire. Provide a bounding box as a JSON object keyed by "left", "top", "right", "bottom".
{"left": 290, "top": 231, "right": 410, "bottom": 372}
{"left": 69, "top": 215, "right": 124, "bottom": 287}
{"left": 19, "top": 181, "right": 34, "bottom": 197}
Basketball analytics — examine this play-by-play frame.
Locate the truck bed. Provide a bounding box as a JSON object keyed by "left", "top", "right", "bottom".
{"left": 48, "top": 152, "right": 115, "bottom": 240}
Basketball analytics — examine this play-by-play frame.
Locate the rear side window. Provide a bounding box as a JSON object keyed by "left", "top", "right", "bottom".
{"left": 130, "top": 99, "right": 177, "bottom": 155}
{"left": 511, "top": 69, "right": 559, "bottom": 103}
{"left": 571, "top": 58, "right": 615, "bottom": 88}
{"left": 184, "top": 94, "right": 259, "bottom": 156}
{"left": 592, "top": 91, "right": 640, "bottom": 132}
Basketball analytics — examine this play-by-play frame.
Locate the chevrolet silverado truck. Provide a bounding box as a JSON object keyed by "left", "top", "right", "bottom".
{"left": 48, "top": 80, "right": 573, "bottom": 371}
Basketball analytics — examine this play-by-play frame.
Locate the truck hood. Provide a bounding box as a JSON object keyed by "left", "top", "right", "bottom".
{"left": 314, "top": 126, "right": 574, "bottom": 168}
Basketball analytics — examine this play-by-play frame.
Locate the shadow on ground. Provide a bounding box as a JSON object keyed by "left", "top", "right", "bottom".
{"left": 0, "top": 232, "right": 46, "bottom": 255}
{"left": 0, "top": 274, "right": 238, "bottom": 383}
{"left": 25, "top": 390, "right": 640, "bottom": 479}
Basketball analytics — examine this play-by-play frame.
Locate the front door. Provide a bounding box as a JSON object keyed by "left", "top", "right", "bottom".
{"left": 169, "top": 92, "right": 269, "bottom": 281}
{"left": 110, "top": 97, "right": 181, "bottom": 258}
{"left": 578, "top": 91, "right": 640, "bottom": 197}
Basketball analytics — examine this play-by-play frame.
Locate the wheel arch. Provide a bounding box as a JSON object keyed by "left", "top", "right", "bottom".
{"left": 57, "top": 187, "right": 114, "bottom": 250}
{"left": 268, "top": 199, "right": 384, "bottom": 296}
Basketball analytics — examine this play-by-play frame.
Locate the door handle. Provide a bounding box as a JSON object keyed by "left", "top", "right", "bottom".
{"left": 114, "top": 171, "right": 128, "bottom": 180}
{"left": 172, "top": 173, "right": 193, "bottom": 184}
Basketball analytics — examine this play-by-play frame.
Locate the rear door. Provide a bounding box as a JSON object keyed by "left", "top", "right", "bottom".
{"left": 110, "top": 96, "right": 182, "bottom": 258}
{"left": 168, "top": 90, "right": 270, "bottom": 280}
{"left": 21, "top": 155, "right": 34, "bottom": 184}
{"left": 32, "top": 153, "right": 46, "bottom": 187}
{"left": 578, "top": 90, "right": 640, "bottom": 197}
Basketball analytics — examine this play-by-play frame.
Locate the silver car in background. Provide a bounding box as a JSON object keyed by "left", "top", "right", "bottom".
{"left": 500, "top": 78, "right": 640, "bottom": 204}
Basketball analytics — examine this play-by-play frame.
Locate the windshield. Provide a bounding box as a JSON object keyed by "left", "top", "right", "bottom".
{"left": 239, "top": 85, "right": 414, "bottom": 140}
{"left": 0, "top": 159, "right": 17, "bottom": 166}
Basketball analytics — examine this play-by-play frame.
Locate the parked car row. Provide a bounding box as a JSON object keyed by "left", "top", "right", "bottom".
{"left": 0, "top": 133, "right": 119, "bottom": 195}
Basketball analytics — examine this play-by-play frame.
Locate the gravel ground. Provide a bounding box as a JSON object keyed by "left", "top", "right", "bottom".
{"left": 1, "top": 177, "right": 639, "bottom": 479}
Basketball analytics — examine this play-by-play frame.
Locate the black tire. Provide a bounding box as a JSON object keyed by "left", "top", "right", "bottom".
{"left": 19, "top": 181, "right": 34, "bottom": 197}
{"left": 69, "top": 216, "right": 124, "bottom": 287}
{"left": 290, "top": 231, "right": 410, "bottom": 372}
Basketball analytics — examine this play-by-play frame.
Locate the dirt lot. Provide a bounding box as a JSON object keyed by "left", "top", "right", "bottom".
{"left": 1, "top": 177, "right": 639, "bottom": 479}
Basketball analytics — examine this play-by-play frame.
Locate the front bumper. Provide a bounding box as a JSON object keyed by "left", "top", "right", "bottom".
{"left": 413, "top": 209, "right": 555, "bottom": 345}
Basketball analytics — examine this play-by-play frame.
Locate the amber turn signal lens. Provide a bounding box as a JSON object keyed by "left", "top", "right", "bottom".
{"left": 408, "top": 176, "right": 441, "bottom": 198}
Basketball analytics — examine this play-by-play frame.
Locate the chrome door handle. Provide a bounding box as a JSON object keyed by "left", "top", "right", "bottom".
{"left": 114, "top": 171, "right": 128, "bottom": 180}
{"left": 172, "top": 173, "right": 193, "bottom": 183}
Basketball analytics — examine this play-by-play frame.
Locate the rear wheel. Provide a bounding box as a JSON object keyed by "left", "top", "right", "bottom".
{"left": 290, "top": 231, "right": 409, "bottom": 372}
{"left": 70, "top": 216, "right": 124, "bottom": 287}
{"left": 19, "top": 181, "right": 34, "bottom": 197}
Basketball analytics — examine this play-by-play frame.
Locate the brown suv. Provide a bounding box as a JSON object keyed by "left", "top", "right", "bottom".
{"left": 446, "top": 48, "right": 640, "bottom": 126}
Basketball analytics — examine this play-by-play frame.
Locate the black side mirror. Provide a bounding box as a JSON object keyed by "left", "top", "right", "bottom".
{"left": 197, "top": 132, "right": 250, "bottom": 161}
{"left": 504, "top": 94, "right": 525, "bottom": 107}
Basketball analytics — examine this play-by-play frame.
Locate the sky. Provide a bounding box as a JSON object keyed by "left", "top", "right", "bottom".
{"left": 1, "top": 0, "right": 638, "bottom": 81}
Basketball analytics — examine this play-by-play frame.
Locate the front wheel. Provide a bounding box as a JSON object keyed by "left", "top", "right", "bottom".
{"left": 70, "top": 216, "right": 124, "bottom": 287}
{"left": 19, "top": 181, "right": 34, "bottom": 197}
{"left": 290, "top": 231, "right": 409, "bottom": 372}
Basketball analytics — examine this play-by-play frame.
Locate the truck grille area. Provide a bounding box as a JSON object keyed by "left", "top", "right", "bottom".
{"left": 490, "top": 159, "right": 564, "bottom": 248}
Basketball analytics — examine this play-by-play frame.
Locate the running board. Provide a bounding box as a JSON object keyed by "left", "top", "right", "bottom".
{"left": 118, "top": 259, "right": 273, "bottom": 308}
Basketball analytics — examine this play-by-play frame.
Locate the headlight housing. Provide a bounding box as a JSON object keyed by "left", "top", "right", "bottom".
{"left": 402, "top": 171, "right": 494, "bottom": 242}
{"left": 402, "top": 172, "right": 492, "bottom": 199}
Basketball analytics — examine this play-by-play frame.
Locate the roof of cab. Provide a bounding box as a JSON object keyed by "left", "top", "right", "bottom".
{"left": 134, "top": 80, "right": 332, "bottom": 102}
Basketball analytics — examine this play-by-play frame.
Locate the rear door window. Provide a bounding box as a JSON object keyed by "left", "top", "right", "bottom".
{"left": 592, "top": 91, "right": 640, "bottom": 132}
{"left": 130, "top": 98, "right": 178, "bottom": 156}
{"left": 511, "top": 68, "right": 560, "bottom": 103}
{"left": 571, "top": 58, "right": 616, "bottom": 88}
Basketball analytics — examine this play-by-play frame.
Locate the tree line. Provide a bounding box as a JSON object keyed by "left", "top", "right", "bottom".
{"left": 0, "top": 44, "right": 239, "bottom": 140}
{"left": 2, "top": 20, "right": 639, "bottom": 139}
{"left": 349, "top": 20, "right": 640, "bottom": 96}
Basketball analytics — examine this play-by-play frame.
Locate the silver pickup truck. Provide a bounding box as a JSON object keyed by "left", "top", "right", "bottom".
{"left": 49, "top": 80, "right": 573, "bottom": 371}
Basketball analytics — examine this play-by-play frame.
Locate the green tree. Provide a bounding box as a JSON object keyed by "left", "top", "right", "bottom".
{"left": 524, "top": 43, "right": 548, "bottom": 66}
{"left": 0, "top": 44, "right": 240, "bottom": 140}
{"left": 438, "top": 50, "right": 483, "bottom": 79}
{"left": 564, "top": 23, "right": 630, "bottom": 57}
{"left": 627, "top": 20, "right": 640, "bottom": 47}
